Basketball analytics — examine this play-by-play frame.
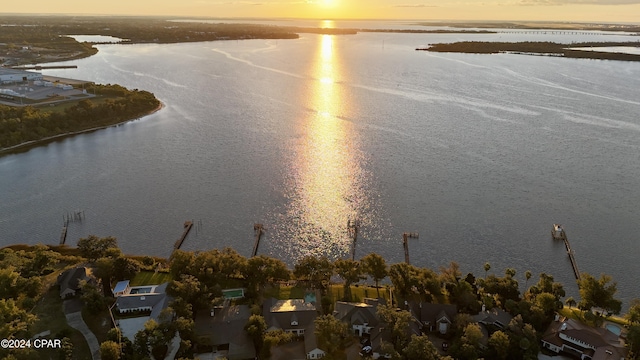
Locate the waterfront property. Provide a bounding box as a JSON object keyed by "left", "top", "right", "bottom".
{"left": 194, "top": 305, "right": 256, "bottom": 360}
{"left": 57, "top": 266, "right": 91, "bottom": 299}
{"left": 541, "top": 317, "right": 627, "bottom": 360}
{"left": 263, "top": 298, "right": 318, "bottom": 336}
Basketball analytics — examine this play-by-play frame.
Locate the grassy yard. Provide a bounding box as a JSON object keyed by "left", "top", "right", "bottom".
{"left": 82, "top": 306, "right": 113, "bottom": 343}
{"left": 264, "top": 283, "right": 390, "bottom": 304}
{"left": 130, "top": 270, "right": 172, "bottom": 286}
{"left": 31, "top": 287, "right": 91, "bottom": 360}
{"left": 559, "top": 306, "right": 629, "bottom": 328}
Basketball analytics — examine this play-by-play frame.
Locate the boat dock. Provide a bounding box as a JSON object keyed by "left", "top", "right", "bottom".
{"left": 348, "top": 219, "right": 360, "bottom": 261}
{"left": 12, "top": 65, "right": 78, "bottom": 70}
{"left": 402, "top": 232, "right": 419, "bottom": 265}
{"left": 252, "top": 223, "right": 263, "bottom": 257}
{"left": 552, "top": 224, "right": 581, "bottom": 281}
{"left": 59, "top": 221, "right": 69, "bottom": 245}
{"left": 174, "top": 221, "right": 194, "bottom": 250}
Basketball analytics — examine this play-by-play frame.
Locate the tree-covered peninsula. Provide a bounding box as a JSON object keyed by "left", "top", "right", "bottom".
{"left": 0, "top": 84, "right": 160, "bottom": 153}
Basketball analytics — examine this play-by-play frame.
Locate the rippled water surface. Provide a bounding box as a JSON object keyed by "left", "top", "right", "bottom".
{"left": 1, "top": 26, "right": 639, "bottom": 304}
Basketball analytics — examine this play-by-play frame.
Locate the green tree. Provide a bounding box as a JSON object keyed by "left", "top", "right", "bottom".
{"left": 527, "top": 273, "right": 565, "bottom": 301}
{"left": 565, "top": 296, "right": 576, "bottom": 309}
{"left": 58, "top": 337, "right": 73, "bottom": 360}
{"left": 168, "top": 250, "right": 195, "bottom": 280}
{"left": 293, "top": 255, "right": 334, "bottom": 291}
{"left": 488, "top": 330, "right": 510, "bottom": 360}
{"left": 627, "top": 325, "right": 640, "bottom": 358}
{"left": 361, "top": 253, "right": 388, "bottom": 298}
{"left": 314, "top": 314, "right": 350, "bottom": 358}
{"left": 100, "top": 340, "right": 121, "bottom": 360}
{"left": 112, "top": 256, "right": 140, "bottom": 281}
{"left": 262, "top": 330, "right": 294, "bottom": 359}
{"left": 80, "top": 280, "right": 108, "bottom": 313}
{"left": 577, "top": 273, "right": 622, "bottom": 315}
{"left": 404, "top": 334, "right": 441, "bottom": 360}
{"left": 505, "top": 268, "right": 516, "bottom": 278}
{"left": 334, "top": 259, "right": 364, "bottom": 301}
{"left": 377, "top": 304, "right": 412, "bottom": 352}
{"left": 0, "top": 298, "right": 36, "bottom": 339}
{"left": 246, "top": 255, "right": 290, "bottom": 295}
{"left": 77, "top": 235, "right": 118, "bottom": 262}
{"left": 524, "top": 270, "right": 532, "bottom": 288}
{"left": 626, "top": 299, "right": 640, "bottom": 325}
{"left": 0, "top": 267, "right": 21, "bottom": 299}
{"left": 483, "top": 262, "right": 491, "bottom": 279}
{"left": 245, "top": 314, "right": 267, "bottom": 357}
{"left": 388, "top": 262, "right": 420, "bottom": 303}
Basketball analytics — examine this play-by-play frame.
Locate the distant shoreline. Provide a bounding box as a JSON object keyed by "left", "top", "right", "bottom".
{"left": 419, "top": 41, "right": 640, "bottom": 62}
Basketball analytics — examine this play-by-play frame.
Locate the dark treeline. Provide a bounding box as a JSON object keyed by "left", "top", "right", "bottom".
{"left": 423, "top": 41, "right": 640, "bottom": 62}
{"left": 0, "top": 84, "right": 160, "bottom": 151}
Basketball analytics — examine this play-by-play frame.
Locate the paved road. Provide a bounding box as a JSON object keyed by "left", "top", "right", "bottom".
{"left": 63, "top": 299, "right": 101, "bottom": 360}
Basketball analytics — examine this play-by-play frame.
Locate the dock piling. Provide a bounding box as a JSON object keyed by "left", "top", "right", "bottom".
{"left": 173, "top": 221, "right": 194, "bottom": 251}
{"left": 252, "top": 224, "right": 264, "bottom": 257}
{"left": 348, "top": 219, "right": 360, "bottom": 261}
{"left": 402, "top": 232, "right": 419, "bottom": 265}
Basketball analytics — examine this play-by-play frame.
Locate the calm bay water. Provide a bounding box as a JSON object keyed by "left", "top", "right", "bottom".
{"left": 1, "top": 25, "right": 639, "bottom": 304}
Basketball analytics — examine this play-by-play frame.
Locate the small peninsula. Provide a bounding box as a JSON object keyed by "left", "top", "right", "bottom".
{"left": 0, "top": 83, "right": 161, "bottom": 153}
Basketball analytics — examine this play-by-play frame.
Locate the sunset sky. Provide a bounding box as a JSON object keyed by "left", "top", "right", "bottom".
{"left": 4, "top": 0, "right": 640, "bottom": 23}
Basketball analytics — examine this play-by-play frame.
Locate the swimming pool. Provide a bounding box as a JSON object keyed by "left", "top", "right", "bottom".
{"left": 605, "top": 324, "right": 622, "bottom": 336}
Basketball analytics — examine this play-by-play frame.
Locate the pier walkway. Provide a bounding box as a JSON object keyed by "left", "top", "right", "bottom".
{"left": 552, "top": 224, "right": 581, "bottom": 281}
{"left": 173, "top": 221, "right": 193, "bottom": 251}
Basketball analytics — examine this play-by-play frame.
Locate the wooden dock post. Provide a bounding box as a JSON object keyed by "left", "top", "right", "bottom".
{"left": 173, "top": 221, "right": 194, "bottom": 251}
{"left": 348, "top": 219, "right": 360, "bottom": 261}
{"left": 59, "top": 221, "right": 69, "bottom": 245}
{"left": 552, "top": 224, "right": 581, "bottom": 281}
{"left": 402, "top": 232, "right": 419, "bottom": 265}
{"left": 252, "top": 224, "right": 264, "bottom": 257}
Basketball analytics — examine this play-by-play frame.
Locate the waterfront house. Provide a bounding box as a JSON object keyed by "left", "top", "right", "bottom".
{"left": 114, "top": 282, "right": 170, "bottom": 318}
{"left": 409, "top": 302, "right": 458, "bottom": 335}
{"left": 57, "top": 267, "right": 91, "bottom": 299}
{"left": 194, "top": 305, "right": 256, "bottom": 360}
{"left": 263, "top": 298, "right": 318, "bottom": 336}
{"left": 473, "top": 307, "right": 513, "bottom": 330}
{"left": 333, "top": 298, "right": 383, "bottom": 336}
{"left": 541, "top": 318, "right": 627, "bottom": 360}
{"left": 304, "top": 322, "right": 326, "bottom": 359}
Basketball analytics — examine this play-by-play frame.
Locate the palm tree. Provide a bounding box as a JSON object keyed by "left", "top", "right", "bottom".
{"left": 525, "top": 270, "right": 532, "bottom": 288}
{"left": 565, "top": 296, "right": 576, "bottom": 309}
{"left": 484, "top": 262, "right": 491, "bottom": 279}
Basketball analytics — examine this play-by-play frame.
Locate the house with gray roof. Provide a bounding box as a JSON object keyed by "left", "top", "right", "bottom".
{"left": 114, "top": 282, "right": 171, "bottom": 321}
{"left": 303, "top": 322, "right": 326, "bottom": 359}
{"left": 334, "top": 299, "right": 382, "bottom": 337}
{"left": 57, "top": 267, "right": 91, "bottom": 299}
{"left": 408, "top": 302, "right": 458, "bottom": 335}
{"left": 541, "top": 318, "right": 627, "bottom": 360}
{"left": 473, "top": 307, "right": 513, "bottom": 330}
{"left": 194, "top": 305, "right": 256, "bottom": 360}
{"left": 263, "top": 298, "right": 319, "bottom": 336}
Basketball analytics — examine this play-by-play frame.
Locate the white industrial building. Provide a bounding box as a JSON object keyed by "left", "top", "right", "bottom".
{"left": 0, "top": 68, "right": 43, "bottom": 83}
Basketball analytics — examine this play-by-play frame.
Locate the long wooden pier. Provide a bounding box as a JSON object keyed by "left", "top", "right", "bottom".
{"left": 552, "top": 224, "right": 581, "bottom": 281}
{"left": 348, "top": 219, "right": 359, "bottom": 261}
{"left": 252, "top": 223, "right": 263, "bottom": 257}
{"left": 174, "top": 221, "right": 194, "bottom": 250}
{"left": 402, "top": 232, "right": 419, "bottom": 265}
{"left": 12, "top": 65, "right": 78, "bottom": 70}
